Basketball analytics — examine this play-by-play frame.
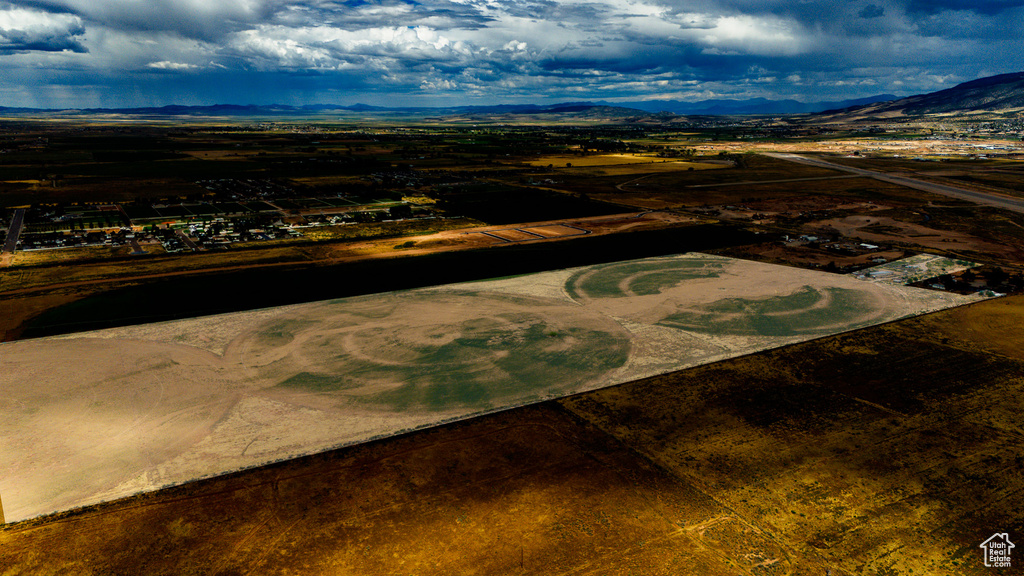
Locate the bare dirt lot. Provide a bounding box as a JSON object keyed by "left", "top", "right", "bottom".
{"left": 813, "top": 214, "right": 1012, "bottom": 254}
{"left": 728, "top": 243, "right": 908, "bottom": 268}
{"left": 0, "top": 254, "right": 979, "bottom": 522}
{"left": 528, "top": 153, "right": 723, "bottom": 170}
{"left": 2, "top": 294, "right": 1020, "bottom": 576}
{"left": 471, "top": 224, "right": 589, "bottom": 242}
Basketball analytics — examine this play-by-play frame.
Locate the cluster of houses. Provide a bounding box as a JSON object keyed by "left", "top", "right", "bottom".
{"left": 17, "top": 228, "right": 137, "bottom": 251}
{"left": 11, "top": 190, "right": 424, "bottom": 254}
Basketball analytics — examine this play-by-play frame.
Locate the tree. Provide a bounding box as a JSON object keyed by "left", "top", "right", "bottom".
{"left": 987, "top": 267, "right": 1009, "bottom": 286}
{"left": 1009, "top": 273, "right": 1024, "bottom": 291}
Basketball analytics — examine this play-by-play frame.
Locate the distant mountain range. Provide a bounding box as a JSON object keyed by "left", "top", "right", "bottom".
{"left": 0, "top": 96, "right": 897, "bottom": 119}
{"left": 605, "top": 95, "right": 897, "bottom": 115}
{"left": 1, "top": 72, "right": 1020, "bottom": 120}
{"left": 0, "top": 102, "right": 658, "bottom": 119}
{"left": 817, "top": 72, "right": 1024, "bottom": 120}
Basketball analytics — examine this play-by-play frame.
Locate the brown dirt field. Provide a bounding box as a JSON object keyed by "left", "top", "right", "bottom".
{"left": 529, "top": 154, "right": 723, "bottom": 171}
{"left": 813, "top": 214, "right": 1010, "bottom": 254}
{"left": 0, "top": 290, "right": 87, "bottom": 341}
{"left": 5, "top": 245, "right": 143, "bottom": 266}
{"left": 935, "top": 295, "right": 1024, "bottom": 360}
{"left": 0, "top": 178, "right": 207, "bottom": 206}
{"left": 479, "top": 228, "right": 538, "bottom": 242}
{"left": 2, "top": 294, "right": 1021, "bottom": 575}
{"left": 591, "top": 175, "right": 933, "bottom": 211}
{"left": 519, "top": 225, "right": 586, "bottom": 238}
{"left": 0, "top": 404, "right": 812, "bottom": 576}
{"left": 560, "top": 294, "right": 1024, "bottom": 576}
{"left": 712, "top": 243, "right": 908, "bottom": 270}
{"left": 909, "top": 171, "right": 1024, "bottom": 200}
{"left": 180, "top": 150, "right": 262, "bottom": 160}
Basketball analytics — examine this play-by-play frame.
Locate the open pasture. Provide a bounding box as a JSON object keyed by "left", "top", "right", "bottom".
{"left": 0, "top": 253, "right": 982, "bottom": 522}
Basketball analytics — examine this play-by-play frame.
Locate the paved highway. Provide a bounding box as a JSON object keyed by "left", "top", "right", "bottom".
{"left": 686, "top": 174, "right": 861, "bottom": 188}
{"left": 3, "top": 208, "right": 26, "bottom": 253}
{"left": 764, "top": 153, "right": 1024, "bottom": 215}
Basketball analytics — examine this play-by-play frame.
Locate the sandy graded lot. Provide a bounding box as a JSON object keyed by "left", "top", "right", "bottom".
{"left": 527, "top": 154, "right": 723, "bottom": 169}
{"left": 475, "top": 228, "right": 539, "bottom": 242}
{"left": 520, "top": 224, "right": 588, "bottom": 238}
{"left": 0, "top": 253, "right": 983, "bottom": 522}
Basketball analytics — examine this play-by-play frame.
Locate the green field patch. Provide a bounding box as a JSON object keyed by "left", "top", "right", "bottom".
{"left": 363, "top": 321, "right": 629, "bottom": 410}
{"left": 254, "top": 319, "right": 315, "bottom": 347}
{"left": 320, "top": 198, "right": 357, "bottom": 207}
{"left": 243, "top": 201, "right": 279, "bottom": 212}
{"left": 155, "top": 206, "right": 194, "bottom": 218}
{"left": 187, "top": 203, "right": 223, "bottom": 216}
{"left": 658, "top": 287, "right": 877, "bottom": 337}
{"left": 294, "top": 198, "right": 330, "bottom": 208}
{"left": 276, "top": 371, "right": 357, "bottom": 392}
{"left": 567, "top": 258, "right": 725, "bottom": 300}
{"left": 123, "top": 205, "right": 162, "bottom": 220}
{"left": 213, "top": 202, "right": 252, "bottom": 214}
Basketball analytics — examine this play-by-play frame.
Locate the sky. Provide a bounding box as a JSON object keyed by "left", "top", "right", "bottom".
{"left": 1, "top": 0, "right": 1023, "bottom": 108}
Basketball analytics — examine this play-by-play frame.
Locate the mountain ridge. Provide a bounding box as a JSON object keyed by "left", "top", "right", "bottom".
{"left": 817, "top": 72, "right": 1024, "bottom": 119}
{"left": 0, "top": 95, "right": 901, "bottom": 118}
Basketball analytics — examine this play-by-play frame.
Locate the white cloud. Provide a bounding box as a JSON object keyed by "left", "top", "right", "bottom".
{"left": 229, "top": 24, "right": 480, "bottom": 70}
{"left": 146, "top": 60, "right": 199, "bottom": 70}
{"left": 698, "top": 14, "right": 808, "bottom": 56}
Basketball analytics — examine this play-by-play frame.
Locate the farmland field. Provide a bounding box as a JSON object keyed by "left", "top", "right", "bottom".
{"left": 0, "top": 253, "right": 983, "bottom": 522}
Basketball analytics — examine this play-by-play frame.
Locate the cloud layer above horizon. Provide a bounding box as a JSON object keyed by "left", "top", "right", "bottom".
{"left": 1, "top": 0, "right": 1023, "bottom": 108}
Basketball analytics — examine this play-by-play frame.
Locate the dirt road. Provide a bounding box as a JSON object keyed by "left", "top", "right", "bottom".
{"left": 3, "top": 208, "right": 26, "bottom": 254}
{"left": 685, "top": 174, "right": 861, "bottom": 188}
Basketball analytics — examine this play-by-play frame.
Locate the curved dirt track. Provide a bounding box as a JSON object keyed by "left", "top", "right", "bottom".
{"left": 0, "top": 253, "right": 981, "bottom": 522}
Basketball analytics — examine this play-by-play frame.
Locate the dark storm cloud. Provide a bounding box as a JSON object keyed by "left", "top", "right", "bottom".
{"left": 0, "top": 3, "right": 86, "bottom": 54}
{"left": 0, "top": 31, "right": 86, "bottom": 54}
{"left": 859, "top": 4, "right": 884, "bottom": 18}
{"left": 0, "top": 0, "right": 1022, "bottom": 107}
{"left": 3, "top": 1, "right": 81, "bottom": 15}
{"left": 907, "top": 0, "right": 1024, "bottom": 15}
